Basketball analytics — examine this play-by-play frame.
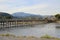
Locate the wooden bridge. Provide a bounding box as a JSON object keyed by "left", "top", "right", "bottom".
{"left": 0, "top": 19, "right": 46, "bottom": 28}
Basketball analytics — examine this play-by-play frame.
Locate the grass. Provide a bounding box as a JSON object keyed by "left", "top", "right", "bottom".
{"left": 0, "top": 33, "right": 16, "bottom": 37}
{"left": 41, "top": 34, "right": 56, "bottom": 39}
{"left": 40, "top": 35, "right": 60, "bottom": 40}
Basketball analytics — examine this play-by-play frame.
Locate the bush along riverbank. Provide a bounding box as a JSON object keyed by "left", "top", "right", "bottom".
{"left": 0, "top": 34, "right": 60, "bottom": 40}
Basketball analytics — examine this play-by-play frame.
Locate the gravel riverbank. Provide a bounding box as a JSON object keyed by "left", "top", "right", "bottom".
{"left": 0, "top": 35, "right": 60, "bottom": 40}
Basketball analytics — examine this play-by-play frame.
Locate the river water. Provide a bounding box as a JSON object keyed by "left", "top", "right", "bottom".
{"left": 0, "top": 23, "right": 60, "bottom": 38}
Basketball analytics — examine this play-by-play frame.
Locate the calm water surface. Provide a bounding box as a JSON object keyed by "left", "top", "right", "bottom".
{"left": 0, "top": 23, "right": 60, "bottom": 38}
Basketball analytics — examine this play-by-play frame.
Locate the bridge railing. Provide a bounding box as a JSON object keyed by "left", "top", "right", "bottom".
{"left": 0, "top": 19, "right": 45, "bottom": 28}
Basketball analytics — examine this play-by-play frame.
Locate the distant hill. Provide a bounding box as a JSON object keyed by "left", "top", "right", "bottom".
{"left": 12, "top": 12, "right": 36, "bottom": 17}
{"left": 12, "top": 12, "right": 43, "bottom": 19}
{"left": 0, "top": 12, "right": 13, "bottom": 19}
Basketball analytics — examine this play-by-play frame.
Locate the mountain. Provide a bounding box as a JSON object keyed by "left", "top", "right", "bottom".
{"left": 0, "top": 12, "right": 13, "bottom": 19}
{"left": 12, "top": 12, "right": 36, "bottom": 17}
{"left": 12, "top": 12, "right": 43, "bottom": 18}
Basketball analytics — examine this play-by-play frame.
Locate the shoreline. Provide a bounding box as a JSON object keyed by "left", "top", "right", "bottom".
{"left": 0, "top": 34, "right": 60, "bottom": 40}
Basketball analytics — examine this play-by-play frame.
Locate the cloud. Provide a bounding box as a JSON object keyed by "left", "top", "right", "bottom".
{"left": 0, "top": 0, "right": 6, "bottom": 2}
{"left": 0, "top": 0, "right": 59, "bottom": 15}
{"left": 0, "top": 0, "right": 29, "bottom": 12}
{"left": 7, "top": 4, "right": 48, "bottom": 15}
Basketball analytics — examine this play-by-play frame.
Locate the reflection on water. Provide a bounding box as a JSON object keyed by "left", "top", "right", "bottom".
{"left": 0, "top": 23, "right": 60, "bottom": 38}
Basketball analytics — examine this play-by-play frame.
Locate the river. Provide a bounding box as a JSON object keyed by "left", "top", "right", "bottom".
{"left": 0, "top": 23, "right": 60, "bottom": 38}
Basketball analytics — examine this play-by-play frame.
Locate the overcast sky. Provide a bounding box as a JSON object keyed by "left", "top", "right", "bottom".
{"left": 0, "top": 0, "right": 60, "bottom": 15}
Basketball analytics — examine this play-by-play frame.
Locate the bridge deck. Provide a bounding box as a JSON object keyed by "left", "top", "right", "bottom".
{"left": 0, "top": 19, "right": 45, "bottom": 28}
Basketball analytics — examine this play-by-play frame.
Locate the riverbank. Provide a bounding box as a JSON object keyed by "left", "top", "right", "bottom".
{"left": 0, "top": 34, "right": 60, "bottom": 40}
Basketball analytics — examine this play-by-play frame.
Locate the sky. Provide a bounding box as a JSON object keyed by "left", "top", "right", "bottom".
{"left": 0, "top": 0, "right": 60, "bottom": 15}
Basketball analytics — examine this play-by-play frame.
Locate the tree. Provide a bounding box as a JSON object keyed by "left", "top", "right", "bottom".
{"left": 0, "top": 12, "right": 13, "bottom": 19}
{"left": 55, "top": 14, "right": 60, "bottom": 19}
